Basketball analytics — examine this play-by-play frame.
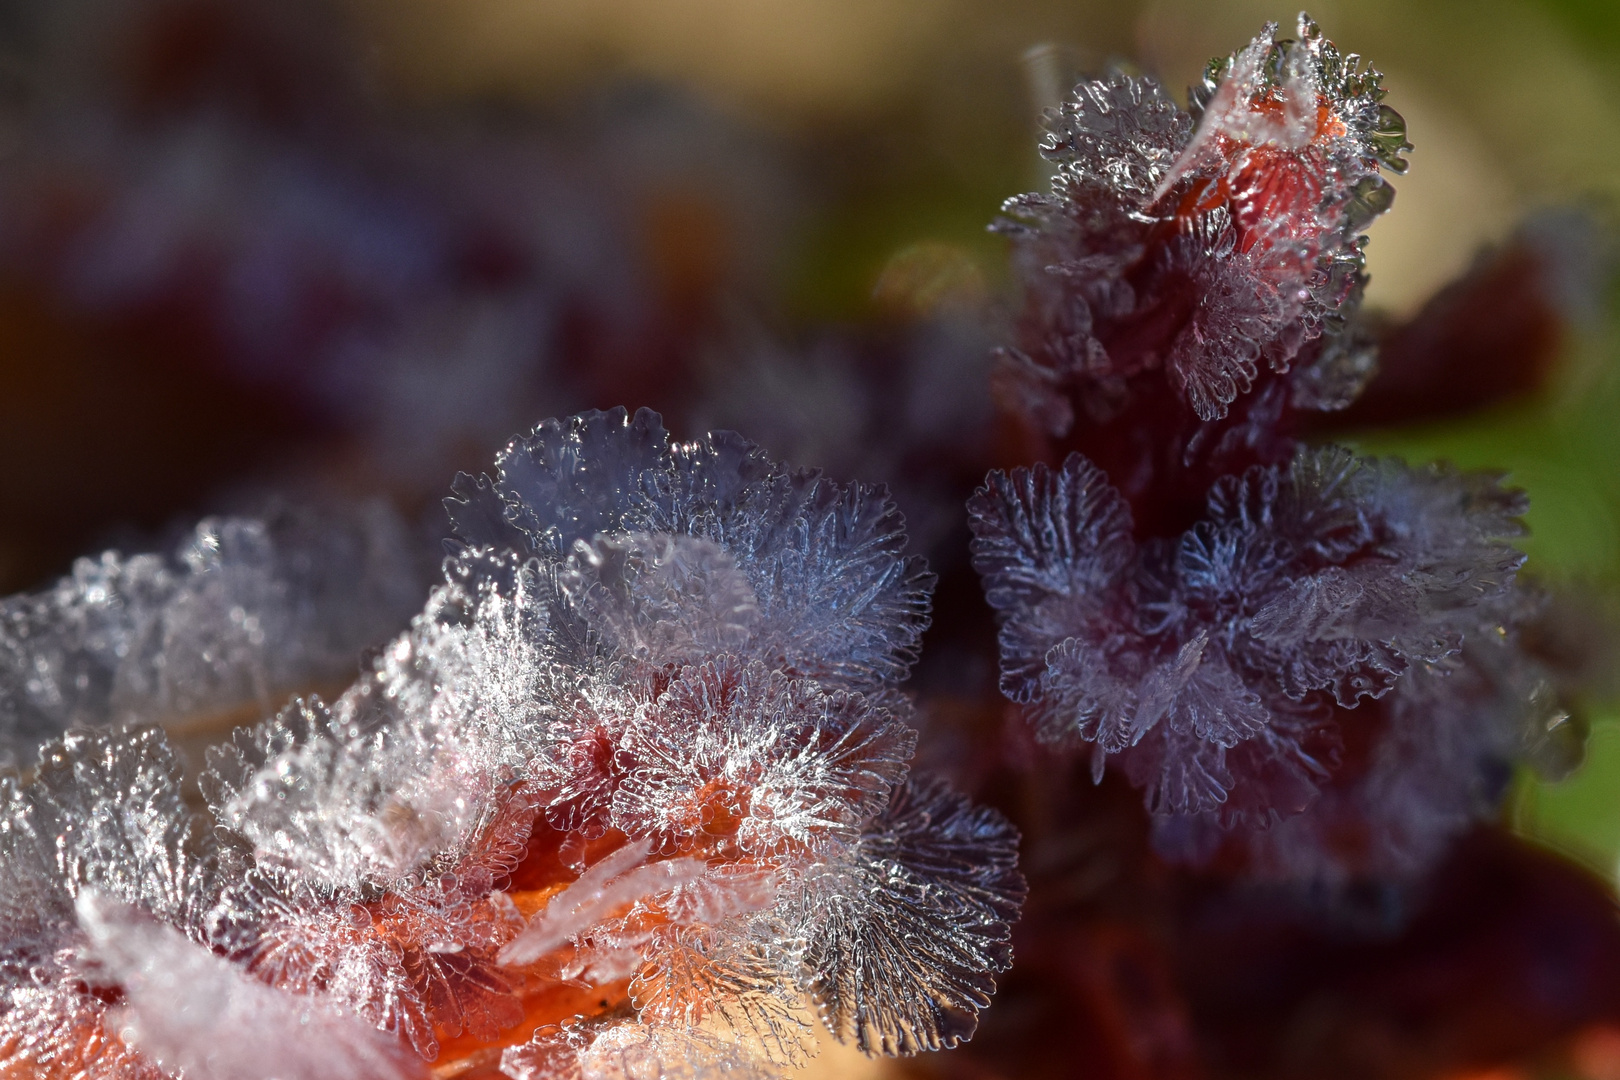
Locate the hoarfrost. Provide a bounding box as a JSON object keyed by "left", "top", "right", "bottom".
{"left": 446, "top": 407, "right": 935, "bottom": 692}
{"left": 0, "top": 502, "right": 425, "bottom": 766}
{"left": 994, "top": 14, "right": 1409, "bottom": 425}
{"left": 0, "top": 727, "right": 220, "bottom": 1077}
{"left": 612, "top": 658, "right": 916, "bottom": 857}
{"left": 794, "top": 775, "right": 1025, "bottom": 1055}
{"left": 2, "top": 406, "right": 1024, "bottom": 1075}
{"left": 970, "top": 446, "right": 1531, "bottom": 848}
{"left": 503, "top": 1020, "right": 782, "bottom": 1080}
{"left": 78, "top": 892, "right": 420, "bottom": 1080}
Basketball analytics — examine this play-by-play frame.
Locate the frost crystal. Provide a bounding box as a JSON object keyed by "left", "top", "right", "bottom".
{"left": 78, "top": 893, "right": 420, "bottom": 1080}
{"left": 446, "top": 407, "right": 936, "bottom": 692}
{"left": 6, "top": 409, "right": 1023, "bottom": 1075}
{"left": 0, "top": 726, "right": 220, "bottom": 1077}
{"left": 970, "top": 446, "right": 1537, "bottom": 868}
{"left": 795, "top": 774, "right": 1026, "bottom": 1055}
{"left": 994, "top": 14, "right": 1408, "bottom": 427}
{"left": 0, "top": 502, "right": 425, "bottom": 767}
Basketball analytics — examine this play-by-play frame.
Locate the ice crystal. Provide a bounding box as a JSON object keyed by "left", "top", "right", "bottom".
{"left": 0, "top": 406, "right": 1022, "bottom": 1077}
{"left": 0, "top": 726, "right": 220, "bottom": 1077}
{"left": 183, "top": 408, "right": 1019, "bottom": 1072}
{"left": 994, "top": 14, "right": 1409, "bottom": 427}
{"left": 794, "top": 775, "right": 1026, "bottom": 1055}
{"left": 611, "top": 658, "right": 917, "bottom": 858}
{"left": 78, "top": 892, "right": 420, "bottom": 1080}
{"left": 446, "top": 407, "right": 936, "bottom": 692}
{"left": 970, "top": 446, "right": 1531, "bottom": 852}
{"left": 0, "top": 502, "right": 425, "bottom": 767}
{"left": 503, "top": 1019, "right": 782, "bottom": 1080}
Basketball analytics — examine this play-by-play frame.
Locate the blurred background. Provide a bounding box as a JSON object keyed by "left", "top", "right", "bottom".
{"left": 2, "top": 0, "right": 1620, "bottom": 967}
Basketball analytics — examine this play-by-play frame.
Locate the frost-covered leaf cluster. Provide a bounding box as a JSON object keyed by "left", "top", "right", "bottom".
{"left": 970, "top": 446, "right": 1549, "bottom": 876}
{"left": 994, "top": 14, "right": 1408, "bottom": 428}
{"left": 0, "top": 725, "right": 415, "bottom": 1079}
{"left": 0, "top": 502, "right": 426, "bottom": 768}
{"left": 0, "top": 408, "right": 1024, "bottom": 1079}
{"left": 969, "top": 13, "right": 1563, "bottom": 885}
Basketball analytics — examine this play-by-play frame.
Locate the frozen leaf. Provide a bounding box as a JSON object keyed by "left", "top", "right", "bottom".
{"left": 78, "top": 892, "right": 421, "bottom": 1080}
{"left": 204, "top": 696, "right": 468, "bottom": 892}
{"left": 240, "top": 892, "right": 438, "bottom": 1059}
{"left": 796, "top": 775, "right": 1024, "bottom": 1056}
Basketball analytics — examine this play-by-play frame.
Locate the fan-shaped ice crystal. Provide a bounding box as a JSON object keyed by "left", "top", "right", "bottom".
{"left": 794, "top": 775, "right": 1026, "bottom": 1055}
{"left": 612, "top": 658, "right": 916, "bottom": 858}
{"left": 0, "top": 726, "right": 221, "bottom": 1077}
{"left": 446, "top": 407, "right": 936, "bottom": 692}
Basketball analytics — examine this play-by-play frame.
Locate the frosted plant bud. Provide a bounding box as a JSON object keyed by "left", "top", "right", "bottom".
{"left": 993, "top": 14, "right": 1409, "bottom": 428}
{"left": 77, "top": 892, "right": 420, "bottom": 1080}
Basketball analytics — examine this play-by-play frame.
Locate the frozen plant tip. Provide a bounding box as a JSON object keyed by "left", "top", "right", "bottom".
{"left": 995, "top": 13, "right": 1407, "bottom": 430}
{"left": 974, "top": 15, "right": 1567, "bottom": 883}
{"left": 0, "top": 408, "right": 1025, "bottom": 1079}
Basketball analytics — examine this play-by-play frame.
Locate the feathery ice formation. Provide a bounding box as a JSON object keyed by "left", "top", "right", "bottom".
{"left": 973, "top": 15, "right": 1564, "bottom": 881}
{"left": 0, "top": 407, "right": 1025, "bottom": 1079}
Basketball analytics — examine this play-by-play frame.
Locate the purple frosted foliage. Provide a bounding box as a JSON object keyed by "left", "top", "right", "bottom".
{"left": 994, "top": 15, "right": 1410, "bottom": 425}
{"left": 969, "top": 446, "right": 1530, "bottom": 828}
